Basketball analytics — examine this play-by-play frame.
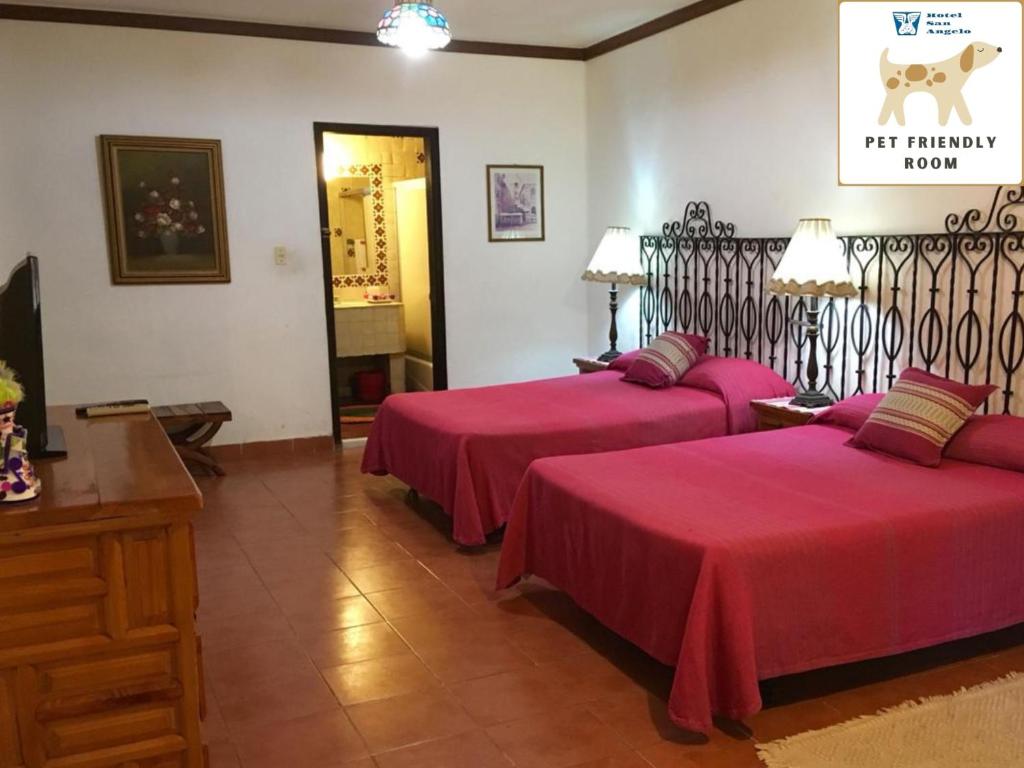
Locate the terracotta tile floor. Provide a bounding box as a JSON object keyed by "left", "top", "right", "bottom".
{"left": 195, "top": 448, "right": 1024, "bottom": 767}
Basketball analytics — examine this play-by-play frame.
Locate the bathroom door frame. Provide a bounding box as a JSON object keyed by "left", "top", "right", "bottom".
{"left": 314, "top": 122, "right": 448, "bottom": 445}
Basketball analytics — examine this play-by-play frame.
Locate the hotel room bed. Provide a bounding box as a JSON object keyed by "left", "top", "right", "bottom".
{"left": 496, "top": 422, "right": 1024, "bottom": 734}
{"left": 362, "top": 356, "right": 793, "bottom": 545}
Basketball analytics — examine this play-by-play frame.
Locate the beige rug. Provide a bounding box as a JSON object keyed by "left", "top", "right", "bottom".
{"left": 758, "top": 672, "right": 1024, "bottom": 768}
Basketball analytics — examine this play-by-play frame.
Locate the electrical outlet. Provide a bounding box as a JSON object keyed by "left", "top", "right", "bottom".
{"left": 273, "top": 246, "right": 287, "bottom": 266}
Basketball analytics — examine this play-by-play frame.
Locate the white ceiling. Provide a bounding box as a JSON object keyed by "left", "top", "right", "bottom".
{"left": 19, "top": 0, "right": 700, "bottom": 47}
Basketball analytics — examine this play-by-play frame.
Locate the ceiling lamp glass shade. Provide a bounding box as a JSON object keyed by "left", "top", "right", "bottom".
{"left": 582, "top": 227, "right": 646, "bottom": 286}
{"left": 769, "top": 218, "right": 857, "bottom": 298}
{"left": 377, "top": 2, "right": 452, "bottom": 52}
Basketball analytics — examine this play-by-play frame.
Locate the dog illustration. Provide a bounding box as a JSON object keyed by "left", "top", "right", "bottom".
{"left": 878, "top": 42, "right": 1002, "bottom": 126}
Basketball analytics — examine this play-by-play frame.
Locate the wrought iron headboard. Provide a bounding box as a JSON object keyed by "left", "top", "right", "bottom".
{"left": 640, "top": 186, "right": 1024, "bottom": 414}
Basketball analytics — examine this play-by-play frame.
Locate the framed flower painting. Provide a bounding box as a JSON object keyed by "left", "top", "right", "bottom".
{"left": 100, "top": 135, "right": 230, "bottom": 284}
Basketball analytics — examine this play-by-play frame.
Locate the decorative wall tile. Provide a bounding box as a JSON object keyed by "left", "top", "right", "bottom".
{"left": 333, "top": 164, "right": 389, "bottom": 289}
{"left": 327, "top": 135, "right": 428, "bottom": 299}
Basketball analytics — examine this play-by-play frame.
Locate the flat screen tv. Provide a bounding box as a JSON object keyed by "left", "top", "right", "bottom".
{"left": 0, "top": 255, "right": 66, "bottom": 458}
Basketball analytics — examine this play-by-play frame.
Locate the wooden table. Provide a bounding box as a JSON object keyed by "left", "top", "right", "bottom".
{"left": 0, "top": 406, "right": 205, "bottom": 767}
{"left": 750, "top": 397, "right": 828, "bottom": 431}
{"left": 573, "top": 357, "right": 611, "bottom": 374}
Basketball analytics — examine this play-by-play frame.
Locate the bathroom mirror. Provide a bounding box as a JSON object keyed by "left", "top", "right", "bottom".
{"left": 328, "top": 176, "right": 374, "bottom": 276}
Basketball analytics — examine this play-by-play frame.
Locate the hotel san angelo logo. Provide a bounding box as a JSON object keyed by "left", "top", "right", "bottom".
{"left": 839, "top": 1, "right": 1023, "bottom": 184}
{"left": 892, "top": 11, "right": 923, "bottom": 33}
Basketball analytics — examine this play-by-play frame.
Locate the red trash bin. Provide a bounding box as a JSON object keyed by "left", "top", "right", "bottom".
{"left": 353, "top": 370, "right": 387, "bottom": 404}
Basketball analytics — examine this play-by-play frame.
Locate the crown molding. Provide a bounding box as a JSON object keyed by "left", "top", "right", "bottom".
{"left": 0, "top": 4, "right": 584, "bottom": 59}
{"left": 582, "top": 0, "right": 745, "bottom": 59}
{"left": 0, "top": 1, "right": 746, "bottom": 62}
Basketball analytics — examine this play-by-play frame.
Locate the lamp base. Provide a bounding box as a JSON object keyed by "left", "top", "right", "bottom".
{"left": 597, "top": 349, "right": 621, "bottom": 363}
{"left": 789, "top": 390, "right": 834, "bottom": 409}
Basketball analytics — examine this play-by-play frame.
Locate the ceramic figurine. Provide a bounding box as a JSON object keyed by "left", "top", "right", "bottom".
{"left": 0, "top": 362, "right": 40, "bottom": 503}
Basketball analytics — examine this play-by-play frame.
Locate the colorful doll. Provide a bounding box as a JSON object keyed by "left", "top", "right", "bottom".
{"left": 0, "top": 362, "right": 40, "bottom": 502}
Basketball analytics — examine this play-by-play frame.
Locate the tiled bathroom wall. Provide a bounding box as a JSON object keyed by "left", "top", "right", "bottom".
{"left": 323, "top": 133, "right": 427, "bottom": 303}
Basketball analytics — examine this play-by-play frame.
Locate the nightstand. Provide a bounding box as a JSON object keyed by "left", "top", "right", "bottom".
{"left": 750, "top": 397, "right": 828, "bottom": 431}
{"left": 573, "top": 357, "right": 611, "bottom": 375}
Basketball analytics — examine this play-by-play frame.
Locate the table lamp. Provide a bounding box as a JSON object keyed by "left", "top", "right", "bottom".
{"left": 582, "top": 227, "right": 646, "bottom": 362}
{"left": 769, "top": 218, "right": 857, "bottom": 408}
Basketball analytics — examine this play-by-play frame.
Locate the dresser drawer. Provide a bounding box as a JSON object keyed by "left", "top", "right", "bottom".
{"left": 0, "top": 538, "right": 107, "bottom": 659}
{"left": 43, "top": 703, "right": 180, "bottom": 759}
{"left": 34, "top": 648, "right": 181, "bottom": 730}
{"left": 30, "top": 647, "right": 187, "bottom": 766}
{"left": 0, "top": 602, "right": 103, "bottom": 651}
{"left": 0, "top": 538, "right": 97, "bottom": 581}
{"left": 38, "top": 648, "right": 177, "bottom": 699}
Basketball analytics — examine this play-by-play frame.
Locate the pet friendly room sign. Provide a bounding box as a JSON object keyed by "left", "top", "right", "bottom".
{"left": 839, "top": 1, "right": 1022, "bottom": 185}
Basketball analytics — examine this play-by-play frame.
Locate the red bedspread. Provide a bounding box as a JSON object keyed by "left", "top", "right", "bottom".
{"left": 362, "top": 371, "right": 731, "bottom": 545}
{"left": 497, "top": 425, "right": 1024, "bottom": 733}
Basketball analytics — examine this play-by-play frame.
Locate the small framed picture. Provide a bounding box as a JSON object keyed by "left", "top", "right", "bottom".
{"left": 486, "top": 164, "right": 545, "bottom": 242}
{"left": 100, "top": 135, "right": 231, "bottom": 284}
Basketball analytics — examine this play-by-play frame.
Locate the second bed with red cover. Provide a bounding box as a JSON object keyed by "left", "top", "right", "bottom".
{"left": 497, "top": 424, "right": 1024, "bottom": 733}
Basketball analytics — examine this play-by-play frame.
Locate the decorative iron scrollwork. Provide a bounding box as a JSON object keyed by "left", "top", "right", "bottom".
{"left": 641, "top": 186, "right": 1024, "bottom": 414}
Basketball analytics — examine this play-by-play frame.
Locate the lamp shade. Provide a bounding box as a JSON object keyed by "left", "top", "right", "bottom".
{"left": 769, "top": 218, "right": 856, "bottom": 298}
{"left": 377, "top": 2, "right": 452, "bottom": 52}
{"left": 582, "top": 227, "right": 646, "bottom": 286}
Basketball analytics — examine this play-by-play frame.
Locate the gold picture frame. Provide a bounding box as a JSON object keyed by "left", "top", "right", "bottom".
{"left": 486, "top": 164, "right": 545, "bottom": 242}
{"left": 100, "top": 135, "right": 231, "bottom": 284}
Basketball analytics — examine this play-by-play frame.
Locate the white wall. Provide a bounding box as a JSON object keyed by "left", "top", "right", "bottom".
{"left": 395, "top": 179, "right": 433, "bottom": 363}
{"left": 585, "top": 0, "right": 997, "bottom": 353}
{"left": 0, "top": 22, "right": 588, "bottom": 444}
{"left": 4, "top": 1, "right": 1005, "bottom": 444}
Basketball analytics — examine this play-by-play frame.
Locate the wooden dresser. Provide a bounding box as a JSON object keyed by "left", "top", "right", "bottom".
{"left": 0, "top": 407, "right": 204, "bottom": 768}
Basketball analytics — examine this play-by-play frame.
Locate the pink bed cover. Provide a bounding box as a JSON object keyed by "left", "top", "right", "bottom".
{"left": 363, "top": 361, "right": 791, "bottom": 545}
{"left": 363, "top": 371, "right": 720, "bottom": 544}
{"left": 497, "top": 425, "right": 1024, "bottom": 733}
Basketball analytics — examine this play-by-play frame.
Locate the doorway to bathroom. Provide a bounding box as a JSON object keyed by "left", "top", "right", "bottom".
{"left": 314, "top": 123, "right": 447, "bottom": 444}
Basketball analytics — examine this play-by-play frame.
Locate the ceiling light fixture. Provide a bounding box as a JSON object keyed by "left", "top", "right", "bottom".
{"left": 376, "top": 2, "right": 452, "bottom": 56}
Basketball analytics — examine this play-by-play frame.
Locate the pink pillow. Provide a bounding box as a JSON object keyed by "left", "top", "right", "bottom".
{"left": 623, "top": 333, "right": 708, "bottom": 388}
{"left": 679, "top": 357, "right": 795, "bottom": 434}
{"left": 944, "top": 414, "right": 1024, "bottom": 473}
{"left": 811, "top": 393, "right": 885, "bottom": 432}
{"left": 608, "top": 349, "right": 641, "bottom": 371}
{"left": 849, "top": 368, "right": 996, "bottom": 467}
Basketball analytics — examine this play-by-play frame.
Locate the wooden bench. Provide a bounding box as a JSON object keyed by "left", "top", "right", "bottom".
{"left": 153, "top": 401, "right": 232, "bottom": 476}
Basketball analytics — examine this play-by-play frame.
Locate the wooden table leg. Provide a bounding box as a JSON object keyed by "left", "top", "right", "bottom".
{"left": 176, "top": 446, "right": 226, "bottom": 477}
{"left": 168, "top": 421, "right": 226, "bottom": 476}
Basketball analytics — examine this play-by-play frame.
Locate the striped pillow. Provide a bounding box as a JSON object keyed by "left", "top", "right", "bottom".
{"left": 848, "top": 368, "right": 996, "bottom": 466}
{"left": 623, "top": 332, "right": 708, "bottom": 388}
